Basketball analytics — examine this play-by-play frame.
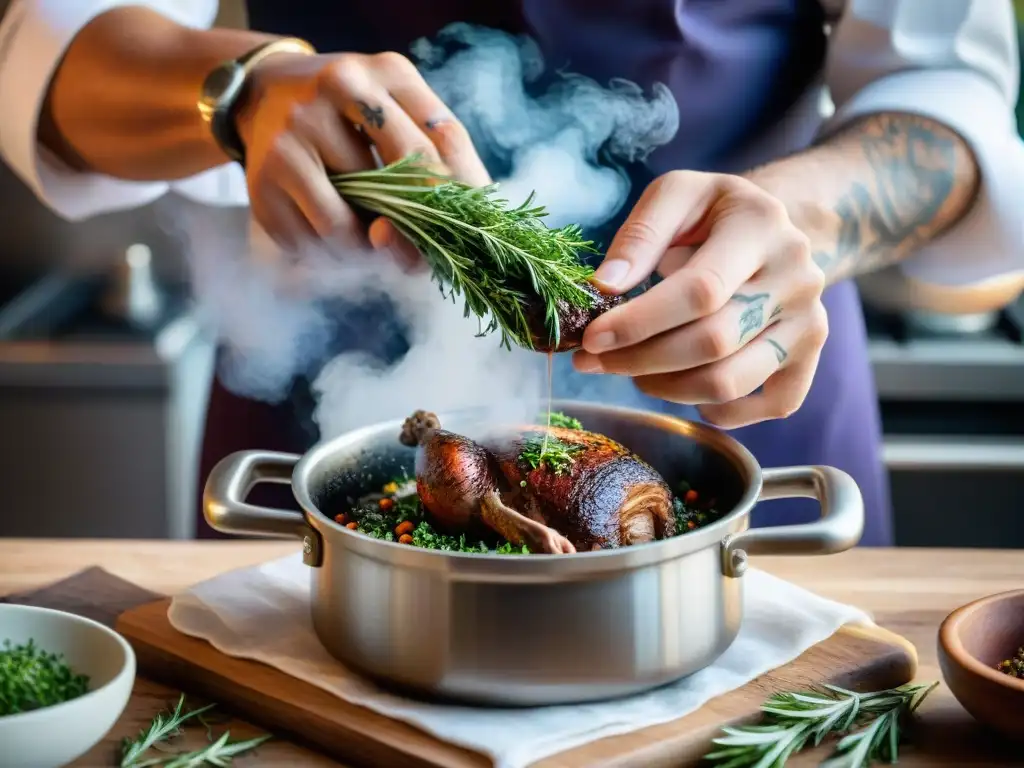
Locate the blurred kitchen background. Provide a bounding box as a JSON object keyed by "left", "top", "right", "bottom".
{"left": 0, "top": 1, "right": 1022, "bottom": 547}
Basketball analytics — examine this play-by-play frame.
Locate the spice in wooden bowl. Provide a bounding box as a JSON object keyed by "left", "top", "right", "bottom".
{"left": 997, "top": 647, "right": 1024, "bottom": 679}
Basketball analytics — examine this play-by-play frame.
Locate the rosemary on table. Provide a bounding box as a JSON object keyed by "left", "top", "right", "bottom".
{"left": 120, "top": 694, "right": 269, "bottom": 768}
{"left": 703, "top": 681, "right": 937, "bottom": 768}
{"left": 330, "top": 156, "right": 599, "bottom": 350}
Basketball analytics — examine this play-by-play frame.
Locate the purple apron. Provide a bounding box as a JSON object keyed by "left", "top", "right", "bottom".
{"left": 195, "top": 0, "right": 892, "bottom": 546}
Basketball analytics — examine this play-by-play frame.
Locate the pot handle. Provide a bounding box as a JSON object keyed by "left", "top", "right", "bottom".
{"left": 721, "top": 466, "right": 864, "bottom": 578}
{"left": 203, "top": 450, "right": 323, "bottom": 567}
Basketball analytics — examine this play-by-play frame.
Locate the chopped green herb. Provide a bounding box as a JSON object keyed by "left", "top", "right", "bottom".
{"left": 672, "top": 493, "right": 724, "bottom": 533}
{"left": 341, "top": 479, "right": 530, "bottom": 554}
{"left": 540, "top": 411, "right": 583, "bottom": 430}
{"left": 0, "top": 639, "right": 90, "bottom": 716}
{"left": 518, "top": 433, "right": 584, "bottom": 475}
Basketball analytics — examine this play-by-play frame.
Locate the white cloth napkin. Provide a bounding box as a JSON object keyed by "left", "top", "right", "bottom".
{"left": 168, "top": 553, "right": 870, "bottom": 768}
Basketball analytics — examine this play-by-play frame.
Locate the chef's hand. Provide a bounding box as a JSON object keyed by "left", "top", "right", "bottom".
{"left": 573, "top": 171, "right": 828, "bottom": 429}
{"left": 235, "top": 49, "right": 491, "bottom": 254}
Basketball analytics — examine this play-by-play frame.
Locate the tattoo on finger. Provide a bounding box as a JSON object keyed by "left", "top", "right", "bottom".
{"left": 356, "top": 100, "right": 386, "bottom": 130}
{"left": 767, "top": 338, "right": 788, "bottom": 364}
{"left": 769, "top": 304, "right": 782, "bottom": 320}
{"left": 732, "top": 292, "right": 769, "bottom": 342}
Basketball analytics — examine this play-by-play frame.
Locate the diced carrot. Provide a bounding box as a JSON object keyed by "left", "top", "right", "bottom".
{"left": 687, "top": 520, "right": 697, "bottom": 530}
{"left": 334, "top": 513, "right": 348, "bottom": 525}
{"left": 379, "top": 497, "right": 394, "bottom": 510}
{"left": 346, "top": 522, "right": 358, "bottom": 530}
{"left": 684, "top": 489, "right": 699, "bottom": 504}
{"left": 395, "top": 520, "right": 414, "bottom": 536}
{"left": 398, "top": 533, "right": 414, "bottom": 545}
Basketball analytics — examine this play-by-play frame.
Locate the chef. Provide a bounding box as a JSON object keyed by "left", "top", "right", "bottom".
{"left": 0, "top": 1, "right": 1021, "bottom": 546}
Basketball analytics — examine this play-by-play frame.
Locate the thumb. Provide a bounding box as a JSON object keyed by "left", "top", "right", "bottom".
{"left": 591, "top": 171, "right": 718, "bottom": 295}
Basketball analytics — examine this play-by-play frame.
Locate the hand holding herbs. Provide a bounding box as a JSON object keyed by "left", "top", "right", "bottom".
{"left": 0, "top": 639, "right": 90, "bottom": 715}
{"left": 332, "top": 156, "right": 621, "bottom": 352}
{"left": 703, "top": 681, "right": 938, "bottom": 768}
{"left": 120, "top": 694, "right": 268, "bottom": 768}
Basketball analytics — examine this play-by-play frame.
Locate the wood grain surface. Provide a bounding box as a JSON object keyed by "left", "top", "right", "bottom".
{"left": 114, "top": 597, "right": 917, "bottom": 768}
{"left": 2, "top": 540, "right": 1023, "bottom": 767}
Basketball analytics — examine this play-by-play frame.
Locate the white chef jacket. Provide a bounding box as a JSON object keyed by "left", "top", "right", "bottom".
{"left": 0, "top": 0, "right": 1021, "bottom": 288}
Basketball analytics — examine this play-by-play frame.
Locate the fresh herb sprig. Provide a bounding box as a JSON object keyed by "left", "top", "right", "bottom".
{"left": 0, "top": 639, "right": 90, "bottom": 716}
{"left": 703, "top": 681, "right": 937, "bottom": 768}
{"left": 519, "top": 433, "right": 584, "bottom": 475}
{"left": 120, "top": 694, "right": 269, "bottom": 768}
{"left": 330, "top": 156, "right": 599, "bottom": 350}
{"left": 541, "top": 411, "right": 583, "bottom": 430}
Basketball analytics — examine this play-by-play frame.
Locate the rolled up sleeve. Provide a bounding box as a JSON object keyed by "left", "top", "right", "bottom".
{"left": 0, "top": 0, "right": 247, "bottom": 221}
{"left": 821, "top": 0, "right": 1024, "bottom": 286}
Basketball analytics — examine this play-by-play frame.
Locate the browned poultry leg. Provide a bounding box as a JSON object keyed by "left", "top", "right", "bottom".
{"left": 480, "top": 490, "right": 576, "bottom": 554}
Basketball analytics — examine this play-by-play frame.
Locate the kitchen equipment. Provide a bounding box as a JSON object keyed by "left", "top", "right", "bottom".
{"left": 202, "top": 400, "right": 864, "bottom": 706}
{"left": 0, "top": 270, "right": 215, "bottom": 539}
{"left": 938, "top": 589, "right": 1024, "bottom": 741}
{"left": 117, "top": 598, "right": 914, "bottom": 768}
{"left": 866, "top": 292, "right": 1024, "bottom": 549}
{"left": 0, "top": 604, "right": 136, "bottom": 768}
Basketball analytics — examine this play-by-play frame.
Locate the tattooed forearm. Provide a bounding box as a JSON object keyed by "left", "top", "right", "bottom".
{"left": 809, "top": 113, "right": 979, "bottom": 282}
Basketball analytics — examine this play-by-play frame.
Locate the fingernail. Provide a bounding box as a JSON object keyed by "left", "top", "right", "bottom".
{"left": 368, "top": 219, "right": 393, "bottom": 250}
{"left": 593, "top": 259, "right": 631, "bottom": 290}
{"left": 586, "top": 331, "right": 617, "bottom": 353}
{"left": 573, "top": 352, "right": 604, "bottom": 374}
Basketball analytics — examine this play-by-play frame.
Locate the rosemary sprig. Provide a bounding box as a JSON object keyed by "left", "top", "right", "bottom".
{"left": 330, "top": 156, "right": 599, "bottom": 350}
{"left": 703, "top": 681, "right": 937, "bottom": 768}
{"left": 120, "top": 694, "right": 269, "bottom": 768}
{"left": 120, "top": 695, "right": 211, "bottom": 766}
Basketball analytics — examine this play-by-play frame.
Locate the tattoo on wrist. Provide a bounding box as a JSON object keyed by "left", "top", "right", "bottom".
{"left": 813, "top": 113, "right": 978, "bottom": 281}
{"left": 767, "top": 339, "right": 788, "bottom": 363}
{"left": 733, "top": 292, "right": 769, "bottom": 342}
{"left": 357, "top": 100, "right": 386, "bottom": 130}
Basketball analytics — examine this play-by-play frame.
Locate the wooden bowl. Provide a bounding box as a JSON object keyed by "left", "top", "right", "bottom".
{"left": 938, "top": 590, "right": 1024, "bottom": 740}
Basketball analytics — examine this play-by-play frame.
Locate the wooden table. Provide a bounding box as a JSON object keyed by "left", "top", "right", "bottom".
{"left": 1, "top": 540, "right": 1021, "bottom": 767}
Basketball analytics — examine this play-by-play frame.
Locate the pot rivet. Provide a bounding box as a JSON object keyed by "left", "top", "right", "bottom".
{"left": 732, "top": 550, "right": 748, "bottom": 575}
{"left": 302, "top": 536, "right": 312, "bottom": 555}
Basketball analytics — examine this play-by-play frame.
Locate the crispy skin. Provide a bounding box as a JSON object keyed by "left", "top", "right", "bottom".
{"left": 483, "top": 426, "right": 675, "bottom": 550}
{"left": 413, "top": 428, "right": 495, "bottom": 536}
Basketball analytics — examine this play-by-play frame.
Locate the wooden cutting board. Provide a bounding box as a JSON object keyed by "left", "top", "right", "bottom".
{"left": 116, "top": 599, "right": 918, "bottom": 768}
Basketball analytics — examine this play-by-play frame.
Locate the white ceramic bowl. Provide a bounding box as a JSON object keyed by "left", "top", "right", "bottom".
{"left": 0, "top": 604, "right": 136, "bottom": 768}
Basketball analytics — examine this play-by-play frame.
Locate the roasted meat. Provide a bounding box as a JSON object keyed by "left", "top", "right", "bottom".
{"left": 399, "top": 410, "right": 674, "bottom": 554}
{"left": 524, "top": 282, "right": 623, "bottom": 353}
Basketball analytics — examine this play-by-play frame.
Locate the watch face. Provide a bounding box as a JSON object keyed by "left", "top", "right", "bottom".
{"left": 199, "top": 64, "right": 245, "bottom": 122}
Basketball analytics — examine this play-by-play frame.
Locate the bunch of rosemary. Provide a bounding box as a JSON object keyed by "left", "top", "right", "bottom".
{"left": 703, "top": 681, "right": 937, "bottom": 768}
{"left": 330, "top": 156, "right": 599, "bottom": 350}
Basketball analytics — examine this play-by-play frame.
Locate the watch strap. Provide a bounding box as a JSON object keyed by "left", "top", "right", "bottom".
{"left": 202, "top": 37, "right": 317, "bottom": 165}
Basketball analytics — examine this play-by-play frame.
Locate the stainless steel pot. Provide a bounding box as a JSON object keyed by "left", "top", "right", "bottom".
{"left": 203, "top": 400, "right": 864, "bottom": 706}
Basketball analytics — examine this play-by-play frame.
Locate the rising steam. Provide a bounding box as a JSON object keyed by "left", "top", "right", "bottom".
{"left": 175, "top": 24, "right": 679, "bottom": 441}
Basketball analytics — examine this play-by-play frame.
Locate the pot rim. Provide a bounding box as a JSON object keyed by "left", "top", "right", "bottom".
{"left": 291, "top": 400, "right": 764, "bottom": 579}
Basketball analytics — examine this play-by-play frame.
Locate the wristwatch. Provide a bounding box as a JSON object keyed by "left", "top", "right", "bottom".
{"left": 198, "top": 37, "right": 316, "bottom": 164}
